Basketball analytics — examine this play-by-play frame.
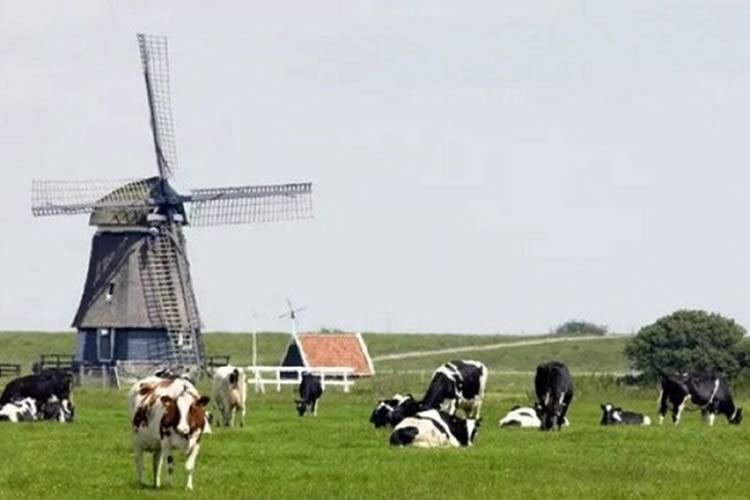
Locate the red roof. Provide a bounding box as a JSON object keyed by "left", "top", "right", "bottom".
{"left": 295, "top": 333, "right": 374, "bottom": 376}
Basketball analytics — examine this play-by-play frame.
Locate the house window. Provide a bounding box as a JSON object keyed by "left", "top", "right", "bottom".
{"left": 98, "top": 328, "right": 114, "bottom": 362}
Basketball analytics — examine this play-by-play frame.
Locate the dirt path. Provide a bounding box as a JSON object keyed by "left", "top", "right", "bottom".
{"left": 372, "top": 335, "right": 623, "bottom": 362}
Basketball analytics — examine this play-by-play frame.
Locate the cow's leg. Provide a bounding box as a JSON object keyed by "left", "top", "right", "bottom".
{"left": 658, "top": 390, "right": 668, "bottom": 425}
{"left": 708, "top": 412, "right": 716, "bottom": 427}
{"left": 161, "top": 441, "right": 172, "bottom": 487}
{"left": 184, "top": 444, "right": 200, "bottom": 491}
{"left": 312, "top": 399, "right": 319, "bottom": 416}
{"left": 134, "top": 445, "right": 145, "bottom": 486}
{"left": 674, "top": 395, "right": 690, "bottom": 425}
{"left": 152, "top": 448, "right": 163, "bottom": 488}
{"left": 240, "top": 402, "right": 246, "bottom": 427}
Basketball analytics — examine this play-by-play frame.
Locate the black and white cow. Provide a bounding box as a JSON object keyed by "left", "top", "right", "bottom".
{"left": 390, "top": 409, "right": 480, "bottom": 448}
{"left": 600, "top": 403, "right": 651, "bottom": 426}
{"left": 369, "top": 393, "right": 417, "bottom": 428}
{"left": 0, "top": 370, "right": 74, "bottom": 422}
{"left": 535, "top": 361, "right": 574, "bottom": 431}
{"left": 0, "top": 397, "right": 38, "bottom": 422}
{"left": 658, "top": 370, "right": 742, "bottom": 426}
{"left": 296, "top": 373, "right": 323, "bottom": 417}
{"left": 421, "top": 360, "right": 488, "bottom": 418}
{"left": 498, "top": 405, "right": 542, "bottom": 428}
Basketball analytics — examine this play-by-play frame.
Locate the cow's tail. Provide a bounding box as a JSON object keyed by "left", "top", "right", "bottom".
{"left": 390, "top": 426, "right": 419, "bottom": 446}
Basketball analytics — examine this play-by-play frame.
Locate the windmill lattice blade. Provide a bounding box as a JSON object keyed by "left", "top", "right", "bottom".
{"left": 187, "top": 182, "right": 313, "bottom": 226}
{"left": 31, "top": 179, "right": 152, "bottom": 216}
{"left": 138, "top": 34, "right": 179, "bottom": 179}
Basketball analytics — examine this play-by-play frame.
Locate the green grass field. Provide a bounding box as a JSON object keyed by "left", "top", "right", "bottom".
{"left": 3, "top": 331, "right": 748, "bottom": 499}
{"left": 1, "top": 380, "right": 748, "bottom": 500}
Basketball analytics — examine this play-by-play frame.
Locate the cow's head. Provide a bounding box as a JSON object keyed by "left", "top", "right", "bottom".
{"left": 535, "top": 401, "right": 562, "bottom": 431}
{"left": 444, "top": 414, "right": 481, "bottom": 446}
{"left": 389, "top": 397, "right": 422, "bottom": 426}
{"left": 295, "top": 399, "right": 310, "bottom": 417}
{"left": 600, "top": 403, "right": 621, "bottom": 425}
{"left": 369, "top": 400, "right": 393, "bottom": 428}
{"left": 161, "top": 391, "right": 211, "bottom": 438}
{"left": 42, "top": 396, "right": 74, "bottom": 422}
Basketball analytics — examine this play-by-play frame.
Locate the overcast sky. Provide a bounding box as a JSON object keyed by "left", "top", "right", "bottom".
{"left": 2, "top": 1, "right": 749, "bottom": 334}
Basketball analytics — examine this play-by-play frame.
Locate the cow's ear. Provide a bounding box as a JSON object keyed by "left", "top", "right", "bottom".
{"left": 197, "top": 396, "right": 210, "bottom": 407}
{"left": 476, "top": 418, "right": 483, "bottom": 427}
{"left": 600, "top": 404, "right": 606, "bottom": 410}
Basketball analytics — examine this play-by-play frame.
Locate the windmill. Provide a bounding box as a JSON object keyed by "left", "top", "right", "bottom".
{"left": 279, "top": 298, "right": 307, "bottom": 338}
{"left": 30, "top": 34, "right": 313, "bottom": 371}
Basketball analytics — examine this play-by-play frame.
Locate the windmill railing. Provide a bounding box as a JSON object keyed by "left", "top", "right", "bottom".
{"left": 244, "top": 366, "right": 355, "bottom": 393}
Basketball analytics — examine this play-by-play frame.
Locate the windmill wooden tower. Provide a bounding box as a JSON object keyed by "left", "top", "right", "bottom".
{"left": 30, "top": 34, "right": 313, "bottom": 371}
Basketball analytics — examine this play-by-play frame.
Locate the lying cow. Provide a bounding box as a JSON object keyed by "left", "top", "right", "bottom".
{"left": 659, "top": 370, "right": 742, "bottom": 426}
{"left": 0, "top": 398, "right": 38, "bottom": 422}
{"left": 421, "top": 360, "right": 488, "bottom": 418}
{"left": 0, "top": 370, "right": 73, "bottom": 416}
{"left": 390, "top": 409, "right": 480, "bottom": 448}
{"left": 370, "top": 393, "right": 417, "bottom": 428}
{"left": 129, "top": 375, "right": 211, "bottom": 490}
{"left": 498, "top": 405, "right": 542, "bottom": 428}
{"left": 211, "top": 365, "right": 246, "bottom": 427}
{"left": 296, "top": 373, "right": 322, "bottom": 417}
{"left": 600, "top": 403, "right": 651, "bottom": 426}
{"left": 535, "top": 361, "right": 574, "bottom": 431}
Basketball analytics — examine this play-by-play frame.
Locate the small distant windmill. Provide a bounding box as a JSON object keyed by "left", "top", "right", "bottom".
{"left": 30, "top": 34, "right": 313, "bottom": 371}
{"left": 279, "top": 298, "right": 307, "bottom": 338}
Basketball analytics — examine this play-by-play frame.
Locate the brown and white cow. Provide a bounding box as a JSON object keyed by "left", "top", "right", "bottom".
{"left": 128, "top": 376, "right": 211, "bottom": 490}
{"left": 211, "top": 365, "right": 246, "bottom": 427}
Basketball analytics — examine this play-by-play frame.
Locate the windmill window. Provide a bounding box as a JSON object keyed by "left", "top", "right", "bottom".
{"left": 98, "top": 328, "right": 114, "bottom": 362}
{"left": 106, "top": 283, "right": 115, "bottom": 302}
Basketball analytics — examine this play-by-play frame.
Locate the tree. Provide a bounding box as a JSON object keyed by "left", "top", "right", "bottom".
{"left": 624, "top": 309, "right": 748, "bottom": 381}
{"left": 552, "top": 320, "right": 608, "bottom": 336}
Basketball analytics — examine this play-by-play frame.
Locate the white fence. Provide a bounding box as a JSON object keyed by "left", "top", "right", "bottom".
{"left": 244, "top": 366, "right": 355, "bottom": 393}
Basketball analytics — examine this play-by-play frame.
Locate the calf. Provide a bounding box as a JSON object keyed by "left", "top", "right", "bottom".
{"left": 0, "top": 398, "right": 38, "bottom": 422}
{"left": 296, "top": 373, "right": 322, "bottom": 417}
{"left": 390, "top": 409, "right": 480, "bottom": 448}
{"left": 129, "top": 375, "right": 211, "bottom": 490}
{"left": 0, "top": 370, "right": 74, "bottom": 419}
{"left": 600, "top": 403, "right": 651, "bottom": 426}
{"left": 535, "top": 361, "right": 574, "bottom": 431}
{"left": 498, "top": 405, "right": 542, "bottom": 428}
{"left": 421, "top": 360, "right": 488, "bottom": 418}
{"left": 370, "top": 393, "right": 417, "bottom": 428}
{"left": 211, "top": 365, "right": 246, "bottom": 427}
{"left": 658, "top": 370, "right": 742, "bottom": 426}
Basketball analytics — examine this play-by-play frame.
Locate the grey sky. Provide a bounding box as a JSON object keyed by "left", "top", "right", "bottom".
{"left": 2, "top": 1, "right": 749, "bottom": 334}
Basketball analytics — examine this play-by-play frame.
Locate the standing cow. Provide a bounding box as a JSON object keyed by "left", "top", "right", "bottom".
{"left": 129, "top": 375, "right": 211, "bottom": 490}
{"left": 296, "top": 373, "right": 323, "bottom": 417}
{"left": 211, "top": 365, "right": 247, "bottom": 428}
{"left": 421, "top": 360, "right": 488, "bottom": 418}
{"left": 535, "top": 361, "right": 574, "bottom": 431}
{"left": 658, "top": 370, "right": 742, "bottom": 426}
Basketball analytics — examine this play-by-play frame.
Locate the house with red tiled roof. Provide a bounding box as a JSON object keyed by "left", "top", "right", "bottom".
{"left": 280, "top": 332, "right": 375, "bottom": 376}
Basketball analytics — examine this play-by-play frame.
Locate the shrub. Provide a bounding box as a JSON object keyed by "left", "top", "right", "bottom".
{"left": 552, "top": 320, "right": 608, "bottom": 336}
{"left": 624, "top": 309, "right": 748, "bottom": 382}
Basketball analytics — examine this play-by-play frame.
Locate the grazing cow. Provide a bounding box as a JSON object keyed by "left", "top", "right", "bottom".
{"left": 535, "top": 361, "right": 574, "bottom": 431}
{"left": 390, "top": 409, "right": 480, "bottom": 448}
{"left": 369, "top": 393, "right": 417, "bottom": 428}
{"left": 211, "top": 365, "right": 246, "bottom": 428}
{"left": 658, "top": 370, "right": 742, "bottom": 426}
{"left": 421, "top": 360, "right": 488, "bottom": 418}
{"left": 0, "top": 398, "right": 38, "bottom": 422}
{"left": 296, "top": 373, "right": 323, "bottom": 417}
{"left": 600, "top": 403, "right": 651, "bottom": 426}
{"left": 0, "top": 370, "right": 74, "bottom": 421}
{"left": 129, "top": 376, "right": 211, "bottom": 490}
{"left": 498, "top": 405, "right": 542, "bottom": 428}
